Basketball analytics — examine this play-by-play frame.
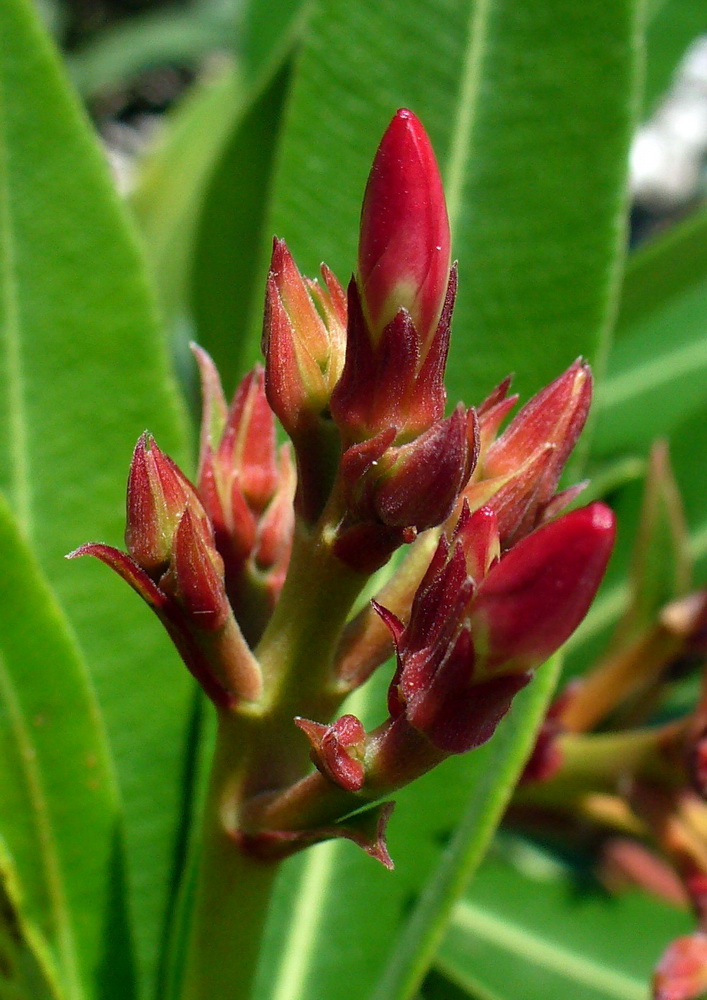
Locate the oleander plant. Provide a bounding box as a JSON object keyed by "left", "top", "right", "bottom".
{"left": 1, "top": 2, "right": 707, "bottom": 1000}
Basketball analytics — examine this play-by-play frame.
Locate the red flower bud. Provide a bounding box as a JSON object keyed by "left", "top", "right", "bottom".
{"left": 72, "top": 433, "right": 262, "bottom": 706}
{"left": 331, "top": 111, "right": 454, "bottom": 443}
{"left": 193, "top": 350, "right": 296, "bottom": 638}
{"left": 470, "top": 502, "right": 615, "bottom": 678}
{"left": 262, "top": 238, "right": 346, "bottom": 437}
{"left": 334, "top": 408, "right": 478, "bottom": 573}
{"left": 358, "top": 109, "right": 450, "bottom": 346}
{"left": 376, "top": 502, "right": 614, "bottom": 756}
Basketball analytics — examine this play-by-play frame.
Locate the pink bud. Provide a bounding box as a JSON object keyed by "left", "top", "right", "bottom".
{"left": 358, "top": 109, "right": 450, "bottom": 347}
{"left": 654, "top": 933, "right": 707, "bottom": 1000}
{"left": 470, "top": 502, "right": 616, "bottom": 677}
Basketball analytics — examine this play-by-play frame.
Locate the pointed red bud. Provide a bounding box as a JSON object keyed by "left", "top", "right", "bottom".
{"left": 470, "top": 502, "right": 616, "bottom": 678}
{"left": 262, "top": 238, "right": 346, "bottom": 436}
{"left": 193, "top": 351, "right": 296, "bottom": 627}
{"left": 485, "top": 360, "right": 591, "bottom": 479}
{"left": 358, "top": 109, "right": 450, "bottom": 347}
{"left": 125, "top": 433, "right": 206, "bottom": 577}
{"left": 470, "top": 361, "right": 592, "bottom": 545}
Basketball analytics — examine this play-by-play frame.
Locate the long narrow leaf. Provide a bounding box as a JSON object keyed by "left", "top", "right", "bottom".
{"left": 593, "top": 209, "right": 707, "bottom": 455}
{"left": 0, "top": 2, "right": 192, "bottom": 993}
{"left": 0, "top": 494, "right": 127, "bottom": 1000}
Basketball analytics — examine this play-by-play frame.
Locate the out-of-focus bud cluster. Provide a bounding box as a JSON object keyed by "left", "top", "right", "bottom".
{"left": 512, "top": 443, "right": 707, "bottom": 1000}
{"left": 73, "top": 109, "right": 615, "bottom": 876}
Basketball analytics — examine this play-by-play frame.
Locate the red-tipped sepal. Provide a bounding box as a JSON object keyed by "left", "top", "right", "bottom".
{"left": 67, "top": 541, "right": 258, "bottom": 706}
{"left": 240, "top": 801, "right": 394, "bottom": 869}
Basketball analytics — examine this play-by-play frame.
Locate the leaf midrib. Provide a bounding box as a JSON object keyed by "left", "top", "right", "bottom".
{"left": 448, "top": 899, "right": 647, "bottom": 1000}
{"left": 599, "top": 337, "right": 707, "bottom": 409}
{"left": 443, "top": 0, "right": 493, "bottom": 233}
{"left": 0, "top": 651, "right": 83, "bottom": 999}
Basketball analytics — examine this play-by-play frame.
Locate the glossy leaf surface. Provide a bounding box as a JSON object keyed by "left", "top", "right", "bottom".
{"left": 0, "top": 494, "right": 126, "bottom": 1000}
{"left": 0, "top": 1, "right": 191, "bottom": 992}
{"left": 436, "top": 854, "right": 690, "bottom": 1000}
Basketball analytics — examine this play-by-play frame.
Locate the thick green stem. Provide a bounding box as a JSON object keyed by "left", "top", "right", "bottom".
{"left": 255, "top": 520, "right": 368, "bottom": 715}
{"left": 178, "top": 509, "right": 377, "bottom": 998}
{"left": 179, "top": 715, "right": 279, "bottom": 1000}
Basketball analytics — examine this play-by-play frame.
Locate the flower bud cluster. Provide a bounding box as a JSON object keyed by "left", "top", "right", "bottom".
{"left": 73, "top": 109, "right": 616, "bottom": 873}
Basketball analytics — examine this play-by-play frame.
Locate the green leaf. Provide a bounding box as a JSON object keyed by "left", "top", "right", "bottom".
{"left": 436, "top": 853, "right": 690, "bottom": 1000}
{"left": 0, "top": 1, "right": 192, "bottom": 993}
{"left": 130, "top": 58, "right": 244, "bottom": 342}
{"left": 241, "top": 0, "right": 311, "bottom": 81}
{"left": 0, "top": 494, "right": 128, "bottom": 1000}
{"left": 255, "top": 0, "right": 641, "bottom": 410}
{"left": 0, "top": 844, "right": 63, "bottom": 1000}
{"left": 190, "top": 63, "right": 290, "bottom": 395}
{"left": 593, "top": 210, "right": 707, "bottom": 457}
{"left": 615, "top": 441, "right": 691, "bottom": 646}
{"left": 67, "top": 3, "right": 239, "bottom": 100}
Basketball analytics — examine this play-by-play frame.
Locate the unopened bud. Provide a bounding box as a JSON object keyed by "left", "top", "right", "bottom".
{"left": 262, "top": 238, "right": 346, "bottom": 437}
